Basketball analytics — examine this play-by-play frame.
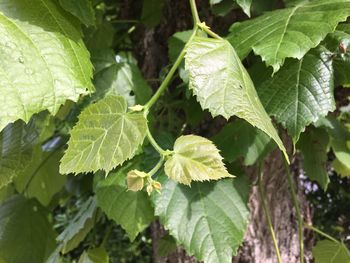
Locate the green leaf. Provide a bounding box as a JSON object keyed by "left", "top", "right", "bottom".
{"left": 212, "top": 120, "right": 275, "bottom": 165}
{"left": 78, "top": 247, "right": 109, "bottom": 263}
{"left": 316, "top": 117, "right": 350, "bottom": 175}
{"left": 141, "top": 0, "right": 165, "bottom": 27}
{"left": 0, "top": 114, "right": 53, "bottom": 189}
{"left": 59, "top": 0, "right": 95, "bottom": 26}
{"left": 164, "top": 135, "right": 233, "bottom": 185}
{"left": 324, "top": 23, "right": 350, "bottom": 87}
{"left": 332, "top": 158, "right": 350, "bottom": 177}
{"left": 0, "top": 0, "right": 93, "bottom": 131}
{"left": 185, "top": 37, "right": 287, "bottom": 159}
{"left": 0, "top": 184, "right": 14, "bottom": 204}
{"left": 153, "top": 176, "right": 250, "bottom": 263}
{"left": 297, "top": 128, "right": 330, "bottom": 190}
{"left": 57, "top": 197, "right": 98, "bottom": 254}
{"left": 96, "top": 183, "right": 154, "bottom": 241}
{"left": 313, "top": 240, "right": 350, "bottom": 263}
{"left": 157, "top": 235, "right": 177, "bottom": 257}
{"left": 0, "top": 195, "right": 56, "bottom": 263}
{"left": 228, "top": 0, "right": 350, "bottom": 72}
{"left": 210, "top": 0, "right": 252, "bottom": 16}
{"left": 92, "top": 50, "right": 152, "bottom": 106}
{"left": 14, "top": 148, "right": 66, "bottom": 206}
{"left": 257, "top": 47, "right": 335, "bottom": 142}
{"left": 60, "top": 96, "right": 148, "bottom": 174}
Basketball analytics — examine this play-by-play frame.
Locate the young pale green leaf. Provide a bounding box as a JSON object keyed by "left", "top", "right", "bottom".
{"left": 153, "top": 176, "right": 250, "bottom": 263}
{"left": 96, "top": 182, "right": 154, "bottom": 241}
{"left": 60, "top": 96, "right": 148, "bottom": 174}
{"left": 313, "top": 240, "right": 350, "bottom": 263}
{"left": 78, "top": 247, "right": 109, "bottom": 263}
{"left": 92, "top": 51, "right": 152, "bottom": 106}
{"left": 14, "top": 148, "right": 66, "bottom": 206}
{"left": 257, "top": 47, "right": 335, "bottom": 142}
{"left": 126, "top": 170, "right": 148, "bottom": 192}
{"left": 228, "top": 0, "right": 350, "bottom": 72}
{"left": 57, "top": 197, "right": 98, "bottom": 254}
{"left": 164, "top": 135, "right": 233, "bottom": 185}
{"left": 0, "top": 0, "right": 93, "bottom": 131}
{"left": 297, "top": 128, "right": 330, "bottom": 190}
{"left": 59, "top": 0, "right": 95, "bottom": 26}
{"left": 0, "top": 195, "right": 56, "bottom": 263}
{"left": 185, "top": 37, "right": 287, "bottom": 159}
{"left": 212, "top": 120, "right": 275, "bottom": 166}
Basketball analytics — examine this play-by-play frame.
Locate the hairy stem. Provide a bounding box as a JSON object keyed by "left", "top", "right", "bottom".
{"left": 258, "top": 164, "right": 283, "bottom": 263}
{"left": 283, "top": 158, "right": 304, "bottom": 263}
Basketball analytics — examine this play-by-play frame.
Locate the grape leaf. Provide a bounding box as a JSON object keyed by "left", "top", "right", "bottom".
{"left": 297, "top": 128, "right": 330, "bottom": 190}
{"left": 60, "top": 96, "right": 148, "bottom": 174}
{"left": 316, "top": 117, "right": 350, "bottom": 176}
{"left": 228, "top": 0, "right": 350, "bottom": 72}
{"left": 313, "top": 240, "right": 350, "bottom": 263}
{"left": 0, "top": 195, "right": 56, "bottom": 263}
{"left": 0, "top": 114, "right": 54, "bottom": 189}
{"left": 185, "top": 37, "right": 287, "bottom": 159}
{"left": 57, "top": 197, "right": 98, "bottom": 254}
{"left": 164, "top": 135, "right": 233, "bottom": 185}
{"left": 153, "top": 176, "right": 250, "bottom": 263}
{"left": 332, "top": 158, "right": 350, "bottom": 177}
{"left": 141, "top": 0, "right": 165, "bottom": 27}
{"left": 209, "top": 0, "right": 252, "bottom": 16}
{"left": 0, "top": 0, "right": 93, "bottom": 131}
{"left": 323, "top": 23, "right": 350, "bottom": 87}
{"left": 59, "top": 0, "right": 95, "bottom": 26}
{"left": 92, "top": 50, "right": 152, "bottom": 106}
{"left": 212, "top": 120, "right": 275, "bottom": 165}
{"left": 257, "top": 47, "right": 335, "bottom": 142}
{"left": 14, "top": 147, "right": 66, "bottom": 206}
{"left": 96, "top": 182, "right": 154, "bottom": 241}
{"left": 78, "top": 247, "right": 109, "bottom": 263}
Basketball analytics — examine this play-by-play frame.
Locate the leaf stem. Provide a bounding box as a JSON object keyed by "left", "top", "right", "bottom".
{"left": 258, "top": 164, "right": 283, "bottom": 263}
{"left": 146, "top": 127, "right": 166, "bottom": 156}
{"left": 304, "top": 224, "right": 339, "bottom": 243}
{"left": 283, "top": 157, "right": 304, "bottom": 263}
{"left": 189, "top": 0, "right": 200, "bottom": 25}
{"left": 198, "top": 23, "right": 223, "bottom": 40}
{"left": 143, "top": 28, "right": 198, "bottom": 112}
{"left": 148, "top": 157, "right": 165, "bottom": 177}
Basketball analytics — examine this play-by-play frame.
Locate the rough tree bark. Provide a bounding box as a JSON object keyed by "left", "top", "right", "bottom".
{"left": 124, "top": 0, "right": 314, "bottom": 262}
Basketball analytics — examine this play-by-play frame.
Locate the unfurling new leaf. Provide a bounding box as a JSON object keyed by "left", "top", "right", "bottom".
{"left": 164, "top": 135, "right": 233, "bottom": 185}
{"left": 127, "top": 170, "right": 148, "bottom": 192}
{"left": 60, "top": 96, "right": 147, "bottom": 174}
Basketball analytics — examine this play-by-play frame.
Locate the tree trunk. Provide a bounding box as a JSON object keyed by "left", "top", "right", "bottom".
{"left": 127, "top": 0, "right": 314, "bottom": 262}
